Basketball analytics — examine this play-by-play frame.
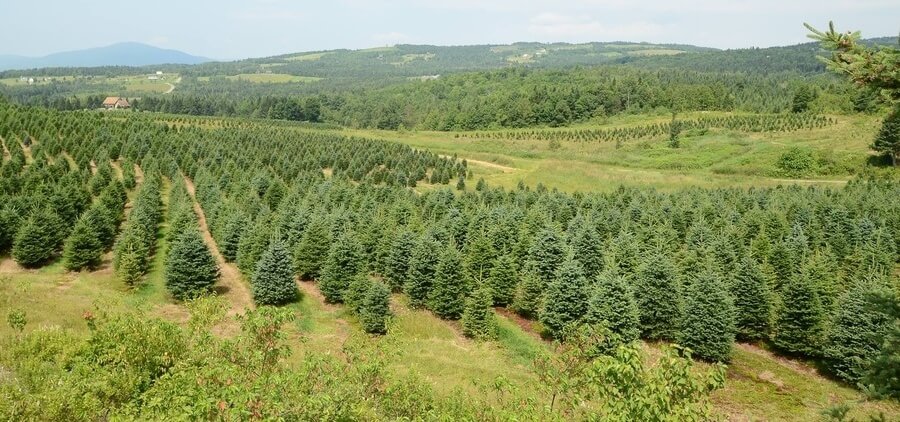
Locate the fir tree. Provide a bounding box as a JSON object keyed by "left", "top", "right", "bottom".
{"left": 219, "top": 212, "right": 247, "bottom": 262}
{"left": 730, "top": 255, "right": 773, "bottom": 342}
{"left": 115, "top": 240, "right": 145, "bottom": 286}
{"left": 360, "top": 281, "right": 391, "bottom": 334}
{"left": 462, "top": 287, "right": 498, "bottom": 340}
{"left": 319, "top": 231, "right": 363, "bottom": 304}
{"left": 252, "top": 239, "right": 299, "bottom": 306}
{"left": 384, "top": 230, "right": 415, "bottom": 291}
{"left": 872, "top": 106, "right": 900, "bottom": 166}
{"left": 511, "top": 264, "right": 544, "bottom": 318}
{"left": 405, "top": 235, "right": 441, "bottom": 309}
{"left": 487, "top": 254, "right": 518, "bottom": 307}
{"left": 165, "top": 229, "right": 219, "bottom": 301}
{"left": 569, "top": 220, "right": 603, "bottom": 278}
{"left": 344, "top": 273, "right": 373, "bottom": 314}
{"left": 678, "top": 264, "right": 737, "bottom": 363}
{"left": 540, "top": 255, "right": 589, "bottom": 339}
{"left": 528, "top": 225, "right": 566, "bottom": 285}
{"left": 12, "top": 209, "right": 64, "bottom": 268}
{"left": 633, "top": 252, "right": 683, "bottom": 341}
{"left": 429, "top": 246, "right": 467, "bottom": 320}
{"left": 585, "top": 268, "right": 640, "bottom": 343}
{"left": 292, "top": 215, "right": 331, "bottom": 280}
{"left": 236, "top": 216, "right": 272, "bottom": 277}
{"left": 772, "top": 261, "right": 826, "bottom": 357}
{"left": 823, "top": 276, "right": 893, "bottom": 384}
{"left": 62, "top": 215, "right": 104, "bottom": 271}
{"left": 463, "top": 232, "right": 495, "bottom": 286}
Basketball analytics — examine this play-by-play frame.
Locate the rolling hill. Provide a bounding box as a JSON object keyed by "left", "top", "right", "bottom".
{"left": 0, "top": 42, "right": 209, "bottom": 71}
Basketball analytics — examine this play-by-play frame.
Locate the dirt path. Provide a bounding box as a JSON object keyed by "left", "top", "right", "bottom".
{"left": 182, "top": 175, "right": 255, "bottom": 315}
{"left": 89, "top": 160, "right": 97, "bottom": 175}
{"left": 109, "top": 160, "right": 124, "bottom": 181}
{"left": 60, "top": 151, "right": 77, "bottom": 170}
{"left": 133, "top": 163, "right": 145, "bottom": 185}
{"left": 163, "top": 83, "right": 175, "bottom": 94}
{"left": 735, "top": 343, "right": 824, "bottom": 380}
{"left": 439, "top": 154, "right": 516, "bottom": 173}
{"left": 0, "top": 136, "right": 9, "bottom": 160}
{"left": 768, "top": 178, "right": 848, "bottom": 185}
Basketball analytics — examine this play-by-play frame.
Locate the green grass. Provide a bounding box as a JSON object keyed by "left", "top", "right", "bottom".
{"left": 206, "top": 73, "right": 323, "bottom": 84}
{"left": 347, "top": 113, "right": 880, "bottom": 192}
{"left": 284, "top": 52, "right": 330, "bottom": 62}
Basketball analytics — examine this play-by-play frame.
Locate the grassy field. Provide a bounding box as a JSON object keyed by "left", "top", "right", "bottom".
{"left": 197, "top": 73, "right": 323, "bottom": 83}
{"left": 347, "top": 112, "right": 881, "bottom": 192}
{"left": 0, "top": 74, "right": 176, "bottom": 95}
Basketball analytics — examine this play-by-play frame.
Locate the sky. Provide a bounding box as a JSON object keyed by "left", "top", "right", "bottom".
{"left": 1, "top": 0, "right": 897, "bottom": 60}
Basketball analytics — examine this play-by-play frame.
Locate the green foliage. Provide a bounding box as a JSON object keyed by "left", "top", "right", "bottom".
{"left": 777, "top": 147, "right": 817, "bottom": 177}
{"left": 634, "top": 252, "right": 683, "bottom": 341}
{"left": 319, "top": 230, "right": 363, "bottom": 304}
{"left": 773, "top": 260, "right": 826, "bottom": 357}
{"left": 62, "top": 215, "right": 104, "bottom": 271}
{"left": 528, "top": 224, "right": 566, "bottom": 285}
{"left": 428, "top": 246, "right": 467, "bottom": 320}
{"left": 585, "top": 268, "right": 641, "bottom": 343}
{"left": 235, "top": 214, "right": 272, "bottom": 277}
{"left": 872, "top": 106, "right": 900, "bottom": 165}
{"left": 678, "top": 264, "right": 737, "bottom": 362}
{"left": 568, "top": 218, "right": 603, "bottom": 278}
{"left": 462, "top": 287, "right": 498, "bottom": 340}
{"left": 360, "top": 281, "right": 391, "bottom": 334}
{"left": 165, "top": 229, "right": 219, "bottom": 301}
{"left": 487, "top": 253, "right": 518, "bottom": 307}
{"left": 512, "top": 264, "right": 545, "bottom": 318}
{"left": 792, "top": 85, "right": 817, "bottom": 113}
{"left": 540, "top": 255, "right": 589, "bottom": 339}
{"left": 731, "top": 255, "right": 773, "bottom": 342}
{"left": 292, "top": 214, "right": 331, "bottom": 280}
{"left": 251, "top": 238, "right": 299, "bottom": 306}
{"left": 405, "top": 235, "right": 440, "bottom": 309}
{"left": 12, "top": 208, "right": 64, "bottom": 268}
{"left": 384, "top": 230, "right": 415, "bottom": 291}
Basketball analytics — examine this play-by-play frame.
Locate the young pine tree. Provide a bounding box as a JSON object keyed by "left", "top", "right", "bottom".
{"left": 487, "top": 254, "right": 518, "bottom": 307}
{"left": 633, "top": 252, "right": 683, "bottom": 341}
{"left": 540, "top": 255, "right": 589, "bottom": 339}
{"left": 429, "top": 246, "right": 467, "bottom": 320}
{"left": 12, "top": 209, "right": 64, "bottom": 268}
{"left": 512, "top": 263, "right": 545, "bottom": 318}
{"left": 730, "top": 255, "right": 773, "bottom": 342}
{"left": 360, "top": 281, "right": 392, "bottom": 334}
{"left": 344, "top": 274, "right": 373, "bottom": 314}
{"left": 115, "top": 240, "right": 145, "bottom": 286}
{"left": 62, "top": 215, "right": 104, "bottom": 271}
{"left": 585, "top": 268, "right": 640, "bottom": 344}
{"left": 384, "top": 230, "right": 415, "bottom": 291}
{"left": 292, "top": 215, "right": 331, "bottom": 280}
{"left": 772, "top": 261, "right": 826, "bottom": 357}
{"left": 678, "top": 265, "right": 737, "bottom": 363}
{"left": 569, "top": 221, "right": 604, "bottom": 279}
{"left": 319, "top": 231, "right": 363, "bottom": 304}
{"left": 404, "top": 235, "right": 441, "bottom": 309}
{"left": 165, "top": 229, "right": 219, "bottom": 301}
{"left": 462, "top": 287, "right": 498, "bottom": 340}
{"left": 252, "top": 239, "right": 299, "bottom": 306}
{"left": 528, "top": 225, "right": 567, "bottom": 285}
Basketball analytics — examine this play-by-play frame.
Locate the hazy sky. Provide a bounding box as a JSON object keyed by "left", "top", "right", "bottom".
{"left": 2, "top": 0, "right": 897, "bottom": 59}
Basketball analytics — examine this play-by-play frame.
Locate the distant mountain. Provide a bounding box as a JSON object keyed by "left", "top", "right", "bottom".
{"left": 0, "top": 42, "right": 209, "bottom": 71}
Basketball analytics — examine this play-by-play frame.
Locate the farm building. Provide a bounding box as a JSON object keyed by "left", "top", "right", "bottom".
{"left": 102, "top": 97, "right": 131, "bottom": 109}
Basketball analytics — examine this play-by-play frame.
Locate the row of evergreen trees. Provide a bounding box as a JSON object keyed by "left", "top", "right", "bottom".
{"left": 163, "top": 180, "right": 218, "bottom": 301}
{"left": 114, "top": 174, "right": 163, "bottom": 285}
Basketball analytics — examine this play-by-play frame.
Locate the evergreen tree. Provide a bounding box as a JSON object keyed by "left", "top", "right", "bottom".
{"left": 569, "top": 220, "right": 604, "bottom": 278}
{"left": 344, "top": 273, "right": 373, "bottom": 314}
{"left": 462, "top": 287, "right": 498, "bottom": 340}
{"left": 319, "top": 231, "right": 363, "bottom": 304}
{"left": 730, "top": 255, "right": 772, "bottom": 342}
{"left": 62, "top": 215, "right": 104, "bottom": 271}
{"left": 872, "top": 106, "right": 900, "bottom": 166}
{"left": 219, "top": 212, "right": 247, "bottom": 262}
{"left": 165, "top": 229, "right": 219, "bottom": 301}
{"left": 511, "top": 264, "right": 544, "bottom": 318}
{"left": 292, "top": 215, "right": 331, "bottom": 280}
{"left": 678, "top": 265, "right": 737, "bottom": 363}
{"left": 429, "top": 246, "right": 467, "bottom": 320}
{"left": 633, "top": 252, "right": 683, "bottom": 341}
{"left": 252, "top": 239, "right": 299, "bottom": 306}
{"left": 360, "top": 281, "right": 391, "bottom": 334}
{"left": 115, "top": 240, "right": 145, "bottom": 286}
{"left": 791, "top": 85, "right": 817, "bottom": 113}
{"left": 540, "top": 255, "right": 589, "bottom": 339}
{"left": 528, "top": 225, "right": 566, "bottom": 285}
{"left": 12, "top": 209, "right": 64, "bottom": 268}
{"left": 823, "top": 277, "right": 893, "bottom": 384}
{"left": 487, "top": 254, "right": 518, "bottom": 306}
{"left": 236, "top": 216, "right": 272, "bottom": 277}
{"left": 405, "top": 235, "right": 441, "bottom": 309}
{"left": 384, "top": 230, "right": 415, "bottom": 291}
{"left": 772, "top": 261, "right": 826, "bottom": 356}
{"left": 585, "top": 268, "right": 640, "bottom": 343}
{"left": 463, "top": 232, "right": 495, "bottom": 286}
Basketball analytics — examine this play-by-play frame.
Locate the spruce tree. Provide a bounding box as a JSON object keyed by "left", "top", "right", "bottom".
{"left": 165, "top": 229, "right": 219, "bottom": 301}
{"left": 823, "top": 277, "right": 893, "bottom": 384}
{"left": 319, "top": 231, "right": 363, "bottom": 304}
{"left": 511, "top": 264, "right": 545, "bottom": 318}
{"left": 528, "top": 225, "right": 566, "bottom": 285}
{"left": 12, "top": 209, "right": 64, "bottom": 268}
{"left": 462, "top": 287, "right": 498, "bottom": 340}
{"left": 772, "top": 261, "right": 826, "bottom": 357}
{"left": 384, "top": 230, "right": 415, "bottom": 291}
{"left": 463, "top": 232, "right": 495, "bottom": 286}
{"left": 344, "top": 273, "right": 373, "bottom": 314}
{"left": 252, "top": 239, "right": 299, "bottom": 306}
{"left": 570, "top": 220, "right": 603, "bottom": 278}
{"left": 540, "top": 255, "right": 589, "bottom": 339}
{"left": 292, "top": 215, "right": 331, "bottom": 280}
{"left": 115, "top": 240, "right": 145, "bottom": 286}
{"left": 405, "top": 235, "right": 441, "bottom": 309}
{"left": 62, "top": 215, "right": 104, "bottom": 271}
{"left": 360, "top": 281, "right": 391, "bottom": 334}
{"left": 585, "top": 268, "right": 640, "bottom": 343}
{"left": 219, "top": 212, "right": 247, "bottom": 262}
{"left": 678, "top": 265, "right": 737, "bottom": 363}
{"left": 633, "top": 252, "right": 683, "bottom": 341}
{"left": 730, "top": 255, "right": 773, "bottom": 342}
{"left": 429, "top": 246, "right": 467, "bottom": 320}
{"left": 872, "top": 106, "right": 900, "bottom": 166}
{"left": 487, "top": 254, "right": 518, "bottom": 307}
{"left": 236, "top": 216, "right": 272, "bottom": 277}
